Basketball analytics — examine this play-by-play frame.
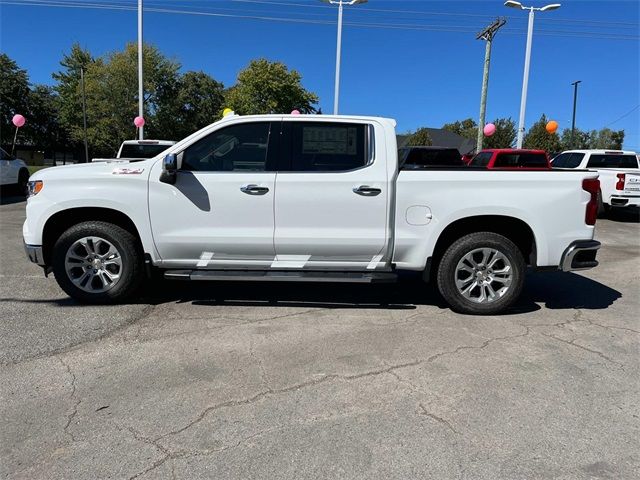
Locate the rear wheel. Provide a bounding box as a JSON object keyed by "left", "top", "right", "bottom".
{"left": 52, "top": 221, "right": 143, "bottom": 303}
{"left": 436, "top": 232, "right": 525, "bottom": 315}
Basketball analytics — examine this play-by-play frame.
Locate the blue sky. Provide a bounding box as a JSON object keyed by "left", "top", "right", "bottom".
{"left": 1, "top": 0, "right": 639, "bottom": 149}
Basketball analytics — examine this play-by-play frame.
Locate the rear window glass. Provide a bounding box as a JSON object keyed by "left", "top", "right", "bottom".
{"left": 119, "top": 144, "right": 172, "bottom": 159}
{"left": 586, "top": 154, "right": 638, "bottom": 169}
{"left": 552, "top": 152, "right": 585, "bottom": 168}
{"left": 401, "top": 148, "right": 463, "bottom": 167}
{"left": 494, "top": 152, "right": 548, "bottom": 168}
{"left": 470, "top": 152, "right": 493, "bottom": 167}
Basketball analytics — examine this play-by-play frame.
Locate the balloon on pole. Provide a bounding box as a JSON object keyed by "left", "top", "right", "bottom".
{"left": 546, "top": 120, "right": 558, "bottom": 134}
{"left": 291, "top": 109, "right": 301, "bottom": 115}
{"left": 11, "top": 114, "right": 26, "bottom": 155}
{"left": 483, "top": 123, "right": 496, "bottom": 137}
{"left": 223, "top": 108, "right": 233, "bottom": 117}
{"left": 134, "top": 116, "right": 145, "bottom": 128}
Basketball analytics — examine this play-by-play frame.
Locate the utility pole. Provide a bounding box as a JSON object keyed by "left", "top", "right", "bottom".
{"left": 571, "top": 80, "right": 582, "bottom": 148}
{"left": 138, "top": 0, "right": 144, "bottom": 139}
{"left": 476, "top": 18, "right": 506, "bottom": 152}
{"left": 80, "top": 67, "right": 89, "bottom": 163}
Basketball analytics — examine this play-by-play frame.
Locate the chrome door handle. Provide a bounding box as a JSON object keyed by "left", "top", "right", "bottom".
{"left": 353, "top": 185, "right": 382, "bottom": 196}
{"left": 240, "top": 184, "right": 269, "bottom": 195}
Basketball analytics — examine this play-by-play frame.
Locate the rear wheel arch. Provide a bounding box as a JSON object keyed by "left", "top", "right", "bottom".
{"left": 42, "top": 207, "right": 143, "bottom": 265}
{"left": 426, "top": 215, "right": 536, "bottom": 281}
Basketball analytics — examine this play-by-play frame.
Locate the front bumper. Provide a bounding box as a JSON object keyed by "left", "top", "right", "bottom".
{"left": 559, "top": 240, "right": 600, "bottom": 272}
{"left": 24, "top": 242, "right": 46, "bottom": 266}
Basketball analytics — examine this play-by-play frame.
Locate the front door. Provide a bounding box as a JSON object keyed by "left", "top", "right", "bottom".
{"left": 149, "top": 121, "right": 278, "bottom": 268}
{"left": 273, "top": 120, "right": 389, "bottom": 270}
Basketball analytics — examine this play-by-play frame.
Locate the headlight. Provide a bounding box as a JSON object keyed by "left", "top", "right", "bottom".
{"left": 27, "top": 180, "right": 43, "bottom": 197}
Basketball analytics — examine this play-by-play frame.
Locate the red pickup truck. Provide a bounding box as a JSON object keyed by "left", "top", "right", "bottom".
{"left": 468, "top": 149, "right": 551, "bottom": 170}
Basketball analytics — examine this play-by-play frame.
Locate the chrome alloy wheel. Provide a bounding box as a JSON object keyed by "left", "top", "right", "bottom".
{"left": 64, "top": 236, "right": 123, "bottom": 293}
{"left": 455, "top": 247, "right": 513, "bottom": 304}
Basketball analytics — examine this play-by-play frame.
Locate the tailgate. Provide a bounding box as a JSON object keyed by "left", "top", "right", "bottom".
{"left": 624, "top": 173, "right": 640, "bottom": 195}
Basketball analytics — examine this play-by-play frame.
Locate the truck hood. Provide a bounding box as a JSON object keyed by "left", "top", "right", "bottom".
{"left": 30, "top": 158, "right": 157, "bottom": 181}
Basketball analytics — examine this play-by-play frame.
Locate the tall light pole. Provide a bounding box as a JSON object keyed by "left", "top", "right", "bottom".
{"left": 504, "top": 1, "right": 561, "bottom": 148}
{"left": 476, "top": 18, "right": 506, "bottom": 152}
{"left": 571, "top": 80, "right": 582, "bottom": 148}
{"left": 321, "top": 0, "right": 367, "bottom": 115}
{"left": 138, "top": 0, "right": 144, "bottom": 139}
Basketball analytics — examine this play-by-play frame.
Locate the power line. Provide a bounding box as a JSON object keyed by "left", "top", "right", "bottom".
{"left": 2, "top": 0, "right": 639, "bottom": 40}
{"left": 605, "top": 105, "right": 640, "bottom": 127}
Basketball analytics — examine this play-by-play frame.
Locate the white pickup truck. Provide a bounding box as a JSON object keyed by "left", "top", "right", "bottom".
{"left": 552, "top": 150, "right": 640, "bottom": 212}
{"left": 24, "top": 114, "right": 602, "bottom": 314}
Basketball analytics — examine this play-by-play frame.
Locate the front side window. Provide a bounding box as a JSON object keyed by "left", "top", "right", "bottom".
{"left": 552, "top": 152, "right": 584, "bottom": 168}
{"left": 587, "top": 154, "right": 638, "bottom": 169}
{"left": 285, "top": 122, "right": 368, "bottom": 172}
{"left": 470, "top": 152, "right": 493, "bottom": 167}
{"left": 182, "top": 122, "right": 271, "bottom": 172}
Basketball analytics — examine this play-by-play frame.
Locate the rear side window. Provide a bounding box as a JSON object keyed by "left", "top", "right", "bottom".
{"left": 402, "top": 148, "right": 463, "bottom": 167}
{"left": 470, "top": 152, "right": 493, "bottom": 167}
{"left": 552, "top": 152, "right": 584, "bottom": 168}
{"left": 494, "top": 152, "right": 548, "bottom": 168}
{"left": 182, "top": 122, "right": 272, "bottom": 172}
{"left": 283, "top": 122, "right": 368, "bottom": 172}
{"left": 586, "top": 154, "right": 638, "bottom": 169}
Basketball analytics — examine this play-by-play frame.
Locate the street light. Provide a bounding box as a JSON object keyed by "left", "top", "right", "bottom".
{"left": 505, "top": 1, "right": 561, "bottom": 148}
{"left": 321, "top": 0, "right": 368, "bottom": 115}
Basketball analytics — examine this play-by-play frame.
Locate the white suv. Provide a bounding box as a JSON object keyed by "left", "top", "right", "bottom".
{"left": 0, "top": 147, "right": 29, "bottom": 196}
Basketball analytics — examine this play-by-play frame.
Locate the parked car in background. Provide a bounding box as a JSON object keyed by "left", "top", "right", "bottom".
{"left": 0, "top": 147, "right": 30, "bottom": 195}
{"left": 469, "top": 149, "right": 551, "bottom": 169}
{"left": 552, "top": 150, "right": 640, "bottom": 211}
{"left": 399, "top": 146, "right": 465, "bottom": 168}
{"left": 25, "top": 114, "right": 602, "bottom": 315}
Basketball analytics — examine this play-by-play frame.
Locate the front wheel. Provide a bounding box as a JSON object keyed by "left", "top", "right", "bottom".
{"left": 436, "top": 232, "right": 525, "bottom": 315}
{"left": 52, "top": 221, "right": 143, "bottom": 304}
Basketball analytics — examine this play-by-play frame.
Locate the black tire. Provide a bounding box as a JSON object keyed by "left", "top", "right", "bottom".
{"left": 16, "top": 169, "right": 29, "bottom": 196}
{"left": 436, "top": 232, "right": 526, "bottom": 315}
{"left": 52, "top": 221, "right": 143, "bottom": 304}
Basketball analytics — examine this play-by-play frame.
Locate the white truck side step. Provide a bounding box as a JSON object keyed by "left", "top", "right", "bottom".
{"left": 164, "top": 270, "right": 398, "bottom": 283}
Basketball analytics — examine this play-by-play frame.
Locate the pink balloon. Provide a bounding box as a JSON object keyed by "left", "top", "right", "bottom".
{"left": 291, "top": 110, "right": 301, "bottom": 115}
{"left": 134, "top": 116, "right": 145, "bottom": 128}
{"left": 483, "top": 123, "right": 496, "bottom": 137}
{"left": 12, "top": 114, "right": 26, "bottom": 128}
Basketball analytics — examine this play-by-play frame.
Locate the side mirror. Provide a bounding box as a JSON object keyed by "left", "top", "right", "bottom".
{"left": 160, "top": 153, "right": 177, "bottom": 185}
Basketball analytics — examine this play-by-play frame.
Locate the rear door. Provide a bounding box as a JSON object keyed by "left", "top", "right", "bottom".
{"left": 273, "top": 120, "right": 389, "bottom": 270}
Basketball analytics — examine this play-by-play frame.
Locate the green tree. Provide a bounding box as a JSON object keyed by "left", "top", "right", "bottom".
{"left": 559, "top": 127, "right": 591, "bottom": 150}
{"left": 0, "top": 53, "right": 30, "bottom": 144}
{"left": 407, "top": 127, "right": 433, "bottom": 146}
{"left": 523, "top": 114, "right": 561, "bottom": 153}
{"left": 442, "top": 118, "right": 477, "bottom": 141}
{"left": 588, "top": 128, "right": 625, "bottom": 149}
{"left": 225, "top": 59, "right": 318, "bottom": 115}
{"left": 154, "top": 71, "right": 225, "bottom": 140}
{"left": 483, "top": 117, "right": 516, "bottom": 149}
{"left": 25, "top": 85, "right": 69, "bottom": 152}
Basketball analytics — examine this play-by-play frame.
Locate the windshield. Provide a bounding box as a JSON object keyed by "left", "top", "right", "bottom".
{"left": 586, "top": 154, "right": 638, "bottom": 169}
{"left": 119, "top": 144, "right": 172, "bottom": 159}
{"left": 470, "top": 152, "right": 493, "bottom": 167}
{"left": 0, "top": 147, "right": 15, "bottom": 160}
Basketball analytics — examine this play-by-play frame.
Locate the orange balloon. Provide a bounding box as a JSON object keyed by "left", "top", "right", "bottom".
{"left": 546, "top": 120, "right": 558, "bottom": 134}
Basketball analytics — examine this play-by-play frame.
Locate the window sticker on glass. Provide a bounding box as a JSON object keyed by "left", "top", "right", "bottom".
{"left": 302, "top": 127, "right": 357, "bottom": 155}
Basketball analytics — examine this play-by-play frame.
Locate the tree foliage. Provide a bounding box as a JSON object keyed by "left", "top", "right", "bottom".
{"left": 407, "top": 127, "right": 433, "bottom": 146}
{"left": 482, "top": 117, "right": 516, "bottom": 149}
{"left": 442, "top": 118, "right": 477, "bottom": 141}
{"left": 0, "top": 53, "right": 30, "bottom": 144}
{"left": 225, "top": 59, "right": 318, "bottom": 115}
{"left": 523, "top": 114, "right": 561, "bottom": 153}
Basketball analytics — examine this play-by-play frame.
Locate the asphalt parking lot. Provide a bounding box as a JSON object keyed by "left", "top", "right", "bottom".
{"left": 1, "top": 195, "right": 639, "bottom": 480}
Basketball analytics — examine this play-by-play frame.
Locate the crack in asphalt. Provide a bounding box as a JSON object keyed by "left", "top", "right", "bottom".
{"left": 540, "top": 332, "right": 625, "bottom": 368}
{"left": 418, "top": 403, "right": 459, "bottom": 435}
{"left": 58, "top": 357, "right": 81, "bottom": 442}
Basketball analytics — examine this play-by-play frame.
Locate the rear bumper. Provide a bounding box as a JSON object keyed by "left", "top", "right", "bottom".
{"left": 24, "top": 242, "right": 46, "bottom": 266}
{"left": 559, "top": 240, "right": 600, "bottom": 272}
{"left": 610, "top": 195, "right": 640, "bottom": 208}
